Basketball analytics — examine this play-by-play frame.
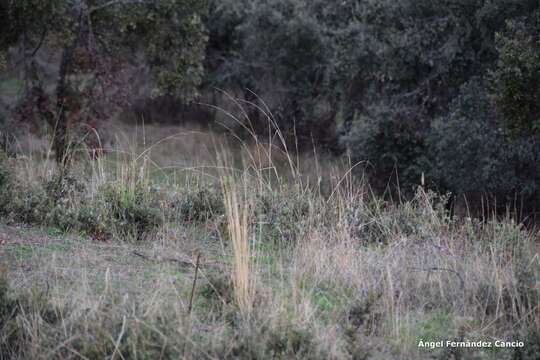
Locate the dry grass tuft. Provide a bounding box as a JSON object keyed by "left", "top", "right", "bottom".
{"left": 219, "top": 163, "right": 257, "bottom": 317}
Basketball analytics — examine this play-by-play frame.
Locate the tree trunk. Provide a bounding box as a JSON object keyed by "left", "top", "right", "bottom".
{"left": 53, "top": 7, "right": 88, "bottom": 168}
{"left": 54, "top": 46, "right": 75, "bottom": 167}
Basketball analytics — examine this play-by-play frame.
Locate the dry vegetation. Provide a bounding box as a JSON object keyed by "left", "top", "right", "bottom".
{"left": 0, "top": 120, "right": 539, "bottom": 359}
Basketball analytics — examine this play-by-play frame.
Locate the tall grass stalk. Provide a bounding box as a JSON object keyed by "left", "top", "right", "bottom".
{"left": 218, "top": 152, "right": 256, "bottom": 317}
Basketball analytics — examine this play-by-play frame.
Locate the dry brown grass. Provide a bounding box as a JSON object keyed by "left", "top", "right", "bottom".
{"left": 219, "top": 163, "right": 257, "bottom": 317}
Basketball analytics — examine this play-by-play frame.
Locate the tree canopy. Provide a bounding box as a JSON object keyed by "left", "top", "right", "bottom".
{"left": 204, "top": 0, "right": 540, "bottom": 207}
{"left": 1, "top": 0, "right": 208, "bottom": 164}
{"left": 2, "top": 0, "right": 540, "bottom": 209}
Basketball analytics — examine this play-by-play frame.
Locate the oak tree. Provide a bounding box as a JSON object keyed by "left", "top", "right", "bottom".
{"left": 1, "top": 0, "right": 208, "bottom": 166}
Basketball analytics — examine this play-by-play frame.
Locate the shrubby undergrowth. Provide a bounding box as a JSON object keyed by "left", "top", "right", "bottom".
{"left": 0, "top": 155, "right": 163, "bottom": 241}
{"left": 0, "top": 127, "right": 538, "bottom": 359}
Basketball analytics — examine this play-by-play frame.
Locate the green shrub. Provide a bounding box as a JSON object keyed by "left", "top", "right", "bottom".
{"left": 0, "top": 162, "right": 164, "bottom": 241}
{"left": 342, "top": 111, "right": 429, "bottom": 196}
{"left": 491, "top": 16, "right": 540, "bottom": 135}
{"left": 76, "top": 205, "right": 108, "bottom": 240}
{"left": 102, "top": 183, "right": 163, "bottom": 241}
{"left": 254, "top": 190, "right": 312, "bottom": 244}
{"left": 346, "top": 188, "right": 450, "bottom": 244}
{"left": 172, "top": 186, "right": 224, "bottom": 222}
{"left": 0, "top": 171, "right": 92, "bottom": 229}
{"left": 44, "top": 174, "right": 84, "bottom": 204}
{"left": 36, "top": 174, "right": 87, "bottom": 232}
{"left": 428, "top": 78, "right": 540, "bottom": 209}
{"left": 45, "top": 205, "right": 80, "bottom": 232}
{"left": 7, "top": 184, "right": 50, "bottom": 224}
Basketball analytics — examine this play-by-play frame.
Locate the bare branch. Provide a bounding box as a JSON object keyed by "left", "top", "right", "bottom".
{"left": 89, "top": 0, "right": 141, "bottom": 14}
{"left": 28, "top": 28, "right": 48, "bottom": 58}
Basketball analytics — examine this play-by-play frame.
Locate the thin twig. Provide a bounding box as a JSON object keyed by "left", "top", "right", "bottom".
{"left": 90, "top": 0, "right": 139, "bottom": 13}
{"left": 131, "top": 250, "right": 222, "bottom": 269}
{"left": 183, "top": 251, "right": 201, "bottom": 358}
{"left": 188, "top": 252, "right": 201, "bottom": 315}
{"left": 110, "top": 315, "right": 126, "bottom": 360}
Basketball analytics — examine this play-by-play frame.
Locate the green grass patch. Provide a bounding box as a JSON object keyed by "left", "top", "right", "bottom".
{"left": 4, "top": 243, "right": 35, "bottom": 260}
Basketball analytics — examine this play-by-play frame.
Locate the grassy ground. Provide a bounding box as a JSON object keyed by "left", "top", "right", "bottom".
{"left": 0, "top": 123, "right": 539, "bottom": 359}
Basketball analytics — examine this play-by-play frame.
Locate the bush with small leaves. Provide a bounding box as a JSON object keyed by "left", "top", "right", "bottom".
{"left": 76, "top": 205, "right": 108, "bottom": 240}
{"left": 491, "top": 16, "right": 540, "bottom": 135}
{"left": 44, "top": 174, "right": 85, "bottom": 204}
{"left": 7, "top": 184, "right": 50, "bottom": 224}
{"left": 172, "top": 187, "right": 224, "bottom": 223}
{"left": 342, "top": 110, "right": 429, "bottom": 196}
{"left": 102, "top": 183, "right": 163, "bottom": 241}
{"left": 254, "top": 190, "right": 312, "bottom": 244}
{"left": 428, "top": 78, "right": 540, "bottom": 210}
{"left": 346, "top": 188, "right": 451, "bottom": 244}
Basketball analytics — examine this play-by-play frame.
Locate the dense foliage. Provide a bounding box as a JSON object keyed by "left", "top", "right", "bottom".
{"left": 204, "top": 0, "right": 540, "bottom": 209}
{"left": 2, "top": 0, "right": 540, "bottom": 210}
{"left": 1, "top": 0, "right": 208, "bottom": 165}
{"left": 491, "top": 17, "right": 540, "bottom": 135}
{"left": 428, "top": 78, "right": 540, "bottom": 206}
